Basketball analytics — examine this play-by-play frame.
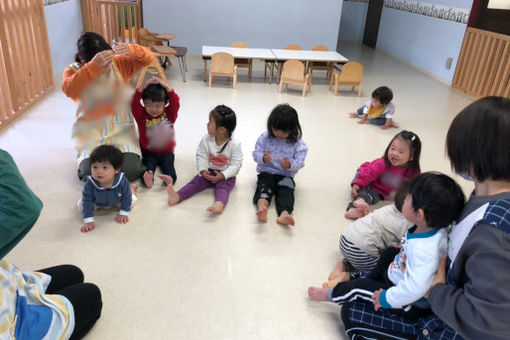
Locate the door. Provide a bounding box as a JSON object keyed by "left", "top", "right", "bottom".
{"left": 363, "top": 0, "right": 384, "bottom": 48}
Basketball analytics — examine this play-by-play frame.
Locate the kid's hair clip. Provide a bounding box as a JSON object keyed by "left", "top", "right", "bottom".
{"left": 411, "top": 135, "right": 416, "bottom": 141}
{"left": 140, "top": 99, "right": 169, "bottom": 108}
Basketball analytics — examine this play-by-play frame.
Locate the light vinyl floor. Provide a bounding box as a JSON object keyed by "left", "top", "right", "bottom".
{"left": 0, "top": 42, "right": 473, "bottom": 340}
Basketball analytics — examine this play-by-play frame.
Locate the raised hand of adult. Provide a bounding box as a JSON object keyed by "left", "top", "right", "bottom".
{"left": 113, "top": 43, "right": 130, "bottom": 56}
{"left": 92, "top": 50, "right": 114, "bottom": 71}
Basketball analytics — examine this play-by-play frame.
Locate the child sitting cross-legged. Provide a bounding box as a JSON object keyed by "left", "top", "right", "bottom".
{"left": 309, "top": 172, "right": 465, "bottom": 317}
{"left": 79, "top": 145, "right": 138, "bottom": 232}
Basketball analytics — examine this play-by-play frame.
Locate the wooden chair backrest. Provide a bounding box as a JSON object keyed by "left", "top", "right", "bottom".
{"left": 312, "top": 45, "right": 328, "bottom": 51}
{"left": 211, "top": 52, "right": 235, "bottom": 73}
{"left": 231, "top": 42, "right": 248, "bottom": 48}
{"left": 282, "top": 60, "right": 305, "bottom": 81}
{"left": 338, "top": 62, "right": 363, "bottom": 81}
{"left": 284, "top": 44, "right": 301, "bottom": 50}
{"left": 138, "top": 28, "right": 153, "bottom": 47}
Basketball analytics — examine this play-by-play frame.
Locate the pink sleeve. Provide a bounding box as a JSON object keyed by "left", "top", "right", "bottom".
{"left": 405, "top": 167, "right": 420, "bottom": 180}
{"left": 352, "top": 158, "right": 387, "bottom": 188}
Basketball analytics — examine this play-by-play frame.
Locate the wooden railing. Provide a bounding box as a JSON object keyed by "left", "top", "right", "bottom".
{"left": 81, "top": 0, "right": 142, "bottom": 44}
{"left": 0, "top": 0, "right": 54, "bottom": 130}
{"left": 453, "top": 28, "right": 510, "bottom": 98}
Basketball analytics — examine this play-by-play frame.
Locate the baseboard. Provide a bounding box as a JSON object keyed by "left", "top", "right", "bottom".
{"left": 376, "top": 49, "right": 452, "bottom": 86}
{"left": 339, "top": 38, "right": 362, "bottom": 42}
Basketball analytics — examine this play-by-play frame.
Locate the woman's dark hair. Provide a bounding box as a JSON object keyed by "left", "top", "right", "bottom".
{"left": 372, "top": 86, "right": 393, "bottom": 105}
{"left": 446, "top": 96, "right": 510, "bottom": 182}
{"left": 383, "top": 130, "right": 421, "bottom": 174}
{"left": 90, "top": 145, "right": 123, "bottom": 170}
{"left": 408, "top": 172, "right": 465, "bottom": 229}
{"left": 267, "top": 104, "right": 302, "bottom": 144}
{"left": 75, "top": 32, "right": 112, "bottom": 63}
{"left": 142, "top": 84, "right": 168, "bottom": 103}
{"left": 210, "top": 104, "right": 236, "bottom": 137}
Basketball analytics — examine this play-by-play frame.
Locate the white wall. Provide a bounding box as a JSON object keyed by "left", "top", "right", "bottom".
{"left": 44, "top": 0, "right": 83, "bottom": 78}
{"left": 377, "top": 6, "right": 469, "bottom": 83}
{"left": 337, "top": 0, "right": 473, "bottom": 83}
{"left": 338, "top": 2, "right": 368, "bottom": 41}
{"left": 143, "top": 0, "right": 342, "bottom": 54}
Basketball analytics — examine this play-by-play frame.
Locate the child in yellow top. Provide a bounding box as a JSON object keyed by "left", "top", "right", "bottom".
{"left": 349, "top": 86, "right": 399, "bottom": 130}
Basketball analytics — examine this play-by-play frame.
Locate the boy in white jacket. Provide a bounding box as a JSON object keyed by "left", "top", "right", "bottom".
{"left": 323, "top": 183, "right": 411, "bottom": 287}
{"left": 309, "top": 172, "right": 465, "bottom": 317}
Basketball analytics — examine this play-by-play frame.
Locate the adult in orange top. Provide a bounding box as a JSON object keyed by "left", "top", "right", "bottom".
{"left": 62, "top": 32, "right": 153, "bottom": 182}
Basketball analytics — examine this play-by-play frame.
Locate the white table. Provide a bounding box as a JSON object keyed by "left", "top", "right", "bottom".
{"left": 270, "top": 49, "right": 348, "bottom": 63}
{"left": 202, "top": 46, "right": 277, "bottom": 82}
{"left": 271, "top": 49, "right": 349, "bottom": 83}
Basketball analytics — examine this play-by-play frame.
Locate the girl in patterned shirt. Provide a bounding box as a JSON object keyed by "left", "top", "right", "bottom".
{"left": 252, "top": 104, "right": 308, "bottom": 226}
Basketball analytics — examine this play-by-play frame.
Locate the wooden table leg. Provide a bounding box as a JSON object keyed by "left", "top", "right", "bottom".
{"left": 277, "top": 62, "right": 283, "bottom": 84}
{"left": 270, "top": 62, "right": 275, "bottom": 84}
{"left": 203, "top": 59, "right": 207, "bottom": 81}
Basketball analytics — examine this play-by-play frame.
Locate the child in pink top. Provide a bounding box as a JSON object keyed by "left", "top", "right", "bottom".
{"left": 345, "top": 130, "right": 421, "bottom": 219}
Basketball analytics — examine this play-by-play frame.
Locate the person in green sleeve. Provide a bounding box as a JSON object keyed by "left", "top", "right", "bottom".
{"left": 0, "top": 149, "right": 102, "bottom": 339}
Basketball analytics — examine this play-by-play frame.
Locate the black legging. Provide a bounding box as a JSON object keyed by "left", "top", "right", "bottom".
{"left": 38, "top": 265, "right": 102, "bottom": 340}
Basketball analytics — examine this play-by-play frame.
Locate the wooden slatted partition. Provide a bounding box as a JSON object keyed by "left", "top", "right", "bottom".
{"left": 81, "top": 0, "right": 142, "bottom": 44}
{"left": 453, "top": 28, "right": 510, "bottom": 98}
{"left": 0, "top": 0, "right": 54, "bottom": 130}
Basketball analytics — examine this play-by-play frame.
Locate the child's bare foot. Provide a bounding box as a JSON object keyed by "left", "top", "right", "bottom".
{"left": 166, "top": 183, "right": 180, "bottom": 206}
{"left": 308, "top": 287, "right": 330, "bottom": 301}
{"left": 130, "top": 183, "right": 138, "bottom": 197}
{"left": 143, "top": 171, "right": 153, "bottom": 188}
{"left": 158, "top": 174, "right": 174, "bottom": 186}
{"left": 322, "top": 272, "right": 349, "bottom": 288}
{"left": 345, "top": 207, "right": 366, "bottom": 219}
{"left": 328, "top": 260, "right": 346, "bottom": 281}
{"left": 349, "top": 112, "right": 360, "bottom": 118}
{"left": 352, "top": 198, "right": 369, "bottom": 215}
{"left": 277, "top": 210, "right": 295, "bottom": 226}
{"left": 80, "top": 222, "right": 96, "bottom": 233}
{"left": 256, "top": 198, "right": 269, "bottom": 222}
{"left": 207, "top": 201, "right": 224, "bottom": 214}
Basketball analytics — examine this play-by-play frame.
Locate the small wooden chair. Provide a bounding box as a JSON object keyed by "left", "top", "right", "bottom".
{"left": 308, "top": 45, "right": 333, "bottom": 79}
{"left": 138, "top": 28, "right": 175, "bottom": 69}
{"left": 136, "top": 56, "right": 168, "bottom": 88}
{"left": 278, "top": 60, "right": 311, "bottom": 96}
{"left": 231, "top": 42, "right": 252, "bottom": 79}
{"left": 209, "top": 52, "right": 238, "bottom": 89}
{"left": 275, "top": 44, "right": 302, "bottom": 83}
{"left": 329, "top": 61, "right": 363, "bottom": 96}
